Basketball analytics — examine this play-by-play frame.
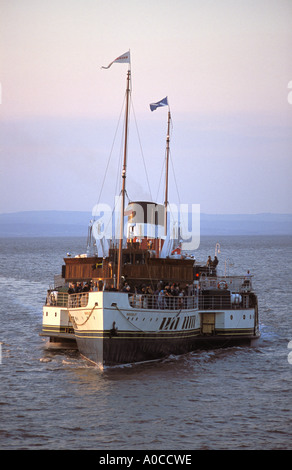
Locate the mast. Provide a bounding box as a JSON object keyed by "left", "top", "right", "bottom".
{"left": 117, "top": 69, "right": 131, "bottom": 289}
{"left": 164, "top": 110, "right": 171, "bottom": 237}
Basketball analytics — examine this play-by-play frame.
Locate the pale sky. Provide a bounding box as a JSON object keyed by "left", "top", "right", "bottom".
{"left": 1, "top": 0, "right": 292, "bottom": 214}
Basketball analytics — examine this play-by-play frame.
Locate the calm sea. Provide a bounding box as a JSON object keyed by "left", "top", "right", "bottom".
{"left": 0, "top": 235, "right": 291, "bottom": 450}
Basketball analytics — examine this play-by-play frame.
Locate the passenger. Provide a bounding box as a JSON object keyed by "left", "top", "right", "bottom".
{"left": 153, "top": 287, "right": 160, "bottom": 309}
{"left": 122, "top": 282, "right": 130, "bottom": 292}
{"left": 211, "top": 256, "right": 219, "bottom": 276}
{"left": 82, "top": 282, "right": 90, "bottom": 292}
{"left": 75, "top": 282, "right": 82, "bottom": 293}
{"left": 178, "top": 290, "right": 184, "bottom": 308}
{"left": 243, "top": 270, "right": 252, "bottom": 288}
{"left": 164, "top": 285, "right": 171, "bottom": 308}
{"left": 146, "top": 285, "right": 153, "bottom": 295}
{"left": 68, "top": 284, "right": 75, "bottom": 295}
{"left": 50, "top": 290, "right": 58, "bottom": 306}
{"left": 206, "top": 255, "right": 212, "bottom": 274}
{"left": 157, "top": 289, "right": 166, "bottom": 309}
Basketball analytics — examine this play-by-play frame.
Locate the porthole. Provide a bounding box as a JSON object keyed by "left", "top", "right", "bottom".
{"left": 55, "top": 312, "right": 57, "bottom": 317}
{"left": 230, "top": 315, "right": 233, "bottom": 320}
{"left": 243, "top": 315, "right": 246, "bottom": 320}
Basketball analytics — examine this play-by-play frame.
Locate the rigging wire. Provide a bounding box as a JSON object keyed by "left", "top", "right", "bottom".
{"left": 131, "top": 100, "right": 153, "bottom": 202}
{"left": 95, "top": 94, "right": 126, "bottom": 210}
{"left": 155, "top": 156, "right": 165, "bottom": 203}
{"left": 114, "top": 102, "right": 127, "bottom": 198}
{"left": 169, "top": 148, "right": 181, "bottom": 206}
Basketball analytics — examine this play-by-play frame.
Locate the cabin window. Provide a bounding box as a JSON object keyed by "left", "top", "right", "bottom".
{"left": 230, "top": 315, "right": 233, "bottom": 320}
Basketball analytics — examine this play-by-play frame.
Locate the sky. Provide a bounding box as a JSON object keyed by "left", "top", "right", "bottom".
{"left": 1, "top": 0, "right": 292, "bottom": 215}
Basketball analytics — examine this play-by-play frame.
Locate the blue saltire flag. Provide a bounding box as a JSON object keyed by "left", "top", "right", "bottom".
{"left": 150, "top": 96, "right": 168, "bottom": 112}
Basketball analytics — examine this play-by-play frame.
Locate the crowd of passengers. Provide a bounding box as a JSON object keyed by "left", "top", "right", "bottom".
{"left": 67, "top": 280, "right": 194, "bottom": 296}
{"left": 58, "top": 280, "right": 195, "bottom": 310}
{"left": 124, "top": 281, "right": 196, "bottom": 310}
{"left": 67, "top": 280, "right": 103, "bottom": 293}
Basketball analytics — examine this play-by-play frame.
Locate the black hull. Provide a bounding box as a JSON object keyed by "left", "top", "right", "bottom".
{"left": 75, "top": 330, "right": 260, "bottom": 366}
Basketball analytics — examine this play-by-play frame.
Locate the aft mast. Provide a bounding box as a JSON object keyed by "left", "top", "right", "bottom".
{"left": 164, "top": 109, "right": 171, "bottom": 237}
{"left": 149, "top": 96, "right": 170, "bottom": 244}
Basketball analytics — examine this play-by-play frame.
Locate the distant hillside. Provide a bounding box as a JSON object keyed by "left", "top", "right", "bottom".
{"left": 200, "top": 213, "right": 292, "bottom": 235}
{"left": 0, "top": 211, "right": 291, "bottom": 237}
{"left": 0, "top": 211, "right": 91, "bottom": 237}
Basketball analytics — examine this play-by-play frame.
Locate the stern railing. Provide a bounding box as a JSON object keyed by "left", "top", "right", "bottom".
{"left": 128, "top": 293, "right": 198, "bottom": 310}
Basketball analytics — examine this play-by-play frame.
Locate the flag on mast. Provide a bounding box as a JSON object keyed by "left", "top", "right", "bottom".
{"left": 101, "top": 51, "right": 131, "bottom": 69}
{"left": 149, "top": 96, "right": 168, "bottom": 111}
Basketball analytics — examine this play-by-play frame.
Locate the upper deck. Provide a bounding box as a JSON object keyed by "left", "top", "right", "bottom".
{"left": 45, "top": 271, "right": 255, "bottom": 312}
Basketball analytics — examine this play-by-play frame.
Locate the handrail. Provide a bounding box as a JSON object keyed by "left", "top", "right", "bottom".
{"left": 45, "top": 291, "right": 89, "bottom": 308}
{"left": 128, "top": 293, "right": 198, "bottom": 310}
{"left": 199, "top": 275, "right": 252, "bottom": 292}
{"left": 46, "top": 291, "right": 68, "bottom": 307}
{"left": 68, "top": 293, "right": 89, "bottom": 308}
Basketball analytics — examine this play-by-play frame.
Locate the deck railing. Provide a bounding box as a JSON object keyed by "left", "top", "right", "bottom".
{"left": 199, "top": 275, "right": 252, "bottom": 292}
{"left": 128, "top": 293, "right": 198, "bottom": 310}
{"left": 68, "top": 293, "right": 89, "bottom": 308}
{"left": 45, "top": 291, "right": 89, "bottom": 308}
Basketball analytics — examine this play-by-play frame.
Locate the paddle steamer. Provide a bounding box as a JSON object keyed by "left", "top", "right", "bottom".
{"left": 41, "top": 53, "right": 260, "bottom": 366}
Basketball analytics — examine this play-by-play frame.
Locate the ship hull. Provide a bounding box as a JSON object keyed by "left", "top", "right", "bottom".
{"left": 69, "top": 291, "right": 260, "bottom": 367}
{"left": 75, "top": 330, "right": 259, "bottom": 367}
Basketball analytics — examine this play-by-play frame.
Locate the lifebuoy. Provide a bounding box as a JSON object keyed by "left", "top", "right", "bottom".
{"left": 217, "top": 281, "right": 228, "bottom": 290}
{"left": 171, "top": 246, "right": 181, "bottom": 255}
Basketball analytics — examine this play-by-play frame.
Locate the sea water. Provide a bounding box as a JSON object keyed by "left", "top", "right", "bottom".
{"left": 0, "top": 235, "right": 291, "bottom": 450}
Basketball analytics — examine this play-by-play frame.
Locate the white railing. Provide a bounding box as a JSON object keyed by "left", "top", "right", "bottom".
{"left": 199, "top": 275, "right": 252, "bottom": 292}
{"left": 128, "top": 293, "right": 198, "bottom": 310}
{"left": 45, "top": 291, "right": 89, "bottom": 308}
{"left": 68, "top": 293, "right": 89, "bottom": 308}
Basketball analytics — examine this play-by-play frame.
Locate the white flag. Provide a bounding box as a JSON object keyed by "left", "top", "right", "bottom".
{"left": 101, "top": 51, "right": 131, "bottom": 69}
